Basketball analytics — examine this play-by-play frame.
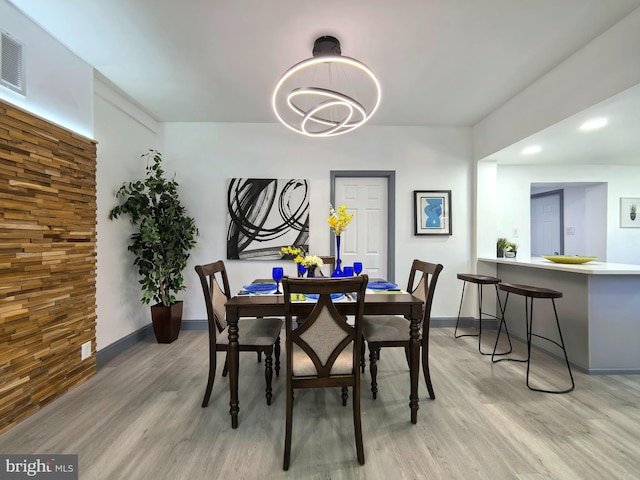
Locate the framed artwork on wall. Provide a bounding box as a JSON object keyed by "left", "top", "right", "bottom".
{"left": 227, "top": 178, "right": 309, "bottom": 259}
{"left": 414, "top": 190, "right": 452, "bottom": 236}
{"left": 620, "top": 197, "right": 640, "bottom": 228}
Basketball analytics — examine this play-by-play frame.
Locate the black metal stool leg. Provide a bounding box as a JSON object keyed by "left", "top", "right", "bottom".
{"left": 491, "top": 284, "right": 513, "bottom": 356}
{"left": 477, "top": 284, "right": 494, "bottom": 355}
{"left": 525, "top": 298, "right": 575, "bottom": 394}
{"left": 477, "top": 283, "right": 512, "bottom": 355}
{"left": 454, "top": 282, "right": 475, "bottom": 339}
{"left": 492, "top": 292, "right": 526, "bottom": 364}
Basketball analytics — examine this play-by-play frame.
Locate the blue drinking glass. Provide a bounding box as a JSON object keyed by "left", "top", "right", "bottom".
{"left": 343, "top": 266, "right": 354, "bottom": 277}
{"left": 297, "top": 263, "right": 306, "bottom": 277}
{"left": 353, "top": 262, "right": 363, "bottom": 275}
{"left": 272, "top": 267, "right": 284, "bottom": 294}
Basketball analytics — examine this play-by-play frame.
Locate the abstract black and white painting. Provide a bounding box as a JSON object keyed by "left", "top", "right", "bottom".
{"left": 227, "top": 178, "right": 309, "bottom": 260}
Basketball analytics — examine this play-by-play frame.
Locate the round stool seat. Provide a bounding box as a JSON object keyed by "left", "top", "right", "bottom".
{"left": 499, "top": 282, "right": 562, "bottom": 299}
{"left": 457, "top": 273, "right": 501, "bottom": 285}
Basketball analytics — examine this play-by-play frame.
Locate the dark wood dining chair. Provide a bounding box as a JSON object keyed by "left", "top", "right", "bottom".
{"left": 281, "top": 275, "right": 368, "bottom": 470}
{"left": 195, "top": 260, "right": 282, "bottom": 408}
{"left": 362, "top": 259, "right": 443, "bottom": 400}
{"left": 318, "top": 256, "right": 335, "bottom": 276}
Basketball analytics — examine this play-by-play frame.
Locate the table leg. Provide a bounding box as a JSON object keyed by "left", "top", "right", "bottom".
{"left": 409, "top": 312, "right": 420, "bottom": 424}
{"left": 227, "top": 307, "right": 240, "bottom": 428}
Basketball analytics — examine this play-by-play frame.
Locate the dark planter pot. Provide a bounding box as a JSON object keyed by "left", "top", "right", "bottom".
{"left": 631, "top": 212, "right": 637, "bottom": 221}
{"left": 151, "top": 301, "right": 183, "bottom": 344}
{"left": 497, "top": 249, "right": 504, "bottom": 258}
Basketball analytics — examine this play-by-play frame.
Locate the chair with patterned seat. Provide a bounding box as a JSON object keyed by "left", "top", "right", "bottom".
{"left": 281, "top": 275, "right": 368, "bottom": 470}
{"left": 362, "top": 259, "right": 443, "bottom": 400}
{"left": 195, "top": 260, "right": 282, "bottom": 408}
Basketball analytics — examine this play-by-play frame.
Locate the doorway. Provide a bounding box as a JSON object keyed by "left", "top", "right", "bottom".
{"left": 331, "top": 171, "right": 395, "bottom": 283}
{"left": 530, "top": 189, "right": 564, "bottom": 256}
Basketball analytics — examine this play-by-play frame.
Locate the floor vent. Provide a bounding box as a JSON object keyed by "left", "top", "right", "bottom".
{"left": 1, "top": 30, "right": 25, "bottom": 95}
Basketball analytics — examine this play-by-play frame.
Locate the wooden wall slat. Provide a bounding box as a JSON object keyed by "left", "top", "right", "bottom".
{"left": 0, "top": 99, "right": 97, "bottom": 434}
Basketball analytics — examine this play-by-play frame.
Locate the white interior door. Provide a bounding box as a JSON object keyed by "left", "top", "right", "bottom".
{"left": 531, "top": 192, "right": 562, "bottom": 255}
{"left": 334, "top": 177, "right": 388, "bottom": 279}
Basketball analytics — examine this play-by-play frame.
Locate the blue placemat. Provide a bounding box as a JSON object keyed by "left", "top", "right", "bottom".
{"left": 368, "top": 281, "right": 398, "bottom": 290}
{"left": 304, "top": 293, "right": 345, "bottom": 301}
{"left": 243, "top": 283, "right": 277, "bottom": 293}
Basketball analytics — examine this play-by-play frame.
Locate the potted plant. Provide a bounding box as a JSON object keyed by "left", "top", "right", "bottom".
{"left": 109, "top": 150, "right": 198, "bottom": 343}
{"left": 631, "top": 204, "right": 637, "bottom": 221}
{"left": 505, "top": 242, "right": 518, "bottom": 258}
{"left": 496, "top": 237, "right": 509, "bottom": 258}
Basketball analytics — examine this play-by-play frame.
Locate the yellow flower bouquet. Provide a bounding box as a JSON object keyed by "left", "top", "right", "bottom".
{"left": 327, "top": 204, "right": 354, "bottom": 235}
{"left": 281, "top": 246, "right": 324, "bottom": 276}
{"left": 327, "top": 204, "right": 354, "bottom": 276}
{"left": 281, "top": 245, "right": 305, "bottom": 263}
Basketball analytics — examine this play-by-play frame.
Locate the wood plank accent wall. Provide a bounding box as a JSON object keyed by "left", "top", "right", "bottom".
{"left": 0, "top": 99, "right": 97, "bottom": 434}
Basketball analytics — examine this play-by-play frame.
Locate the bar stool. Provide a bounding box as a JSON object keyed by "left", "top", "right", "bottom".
{"left": 492, "top": 283, "right": 575, "bottom": 394}
{"left": 454, "top": 274, "right": 512, "bottom": 355}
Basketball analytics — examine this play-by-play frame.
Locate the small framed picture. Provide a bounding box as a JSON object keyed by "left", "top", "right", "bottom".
{"left": 620, "top": 197, "right": 640, "bottom": 228}
{"left": 414, "top": 190, "right": 452, "bottom": 236}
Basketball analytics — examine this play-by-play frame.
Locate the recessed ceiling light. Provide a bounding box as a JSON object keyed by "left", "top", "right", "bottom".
{"left": 579, "top": 117, "right": 608, "bottom": 131}
{"left": 521, "top": 145, "right": 542, "bottom": 155}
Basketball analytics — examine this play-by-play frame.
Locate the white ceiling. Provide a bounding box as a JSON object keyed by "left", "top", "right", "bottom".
{"left": 484, "top": 82, "right": 640, "bottom": 165}
{"left": 6, "top": 0, "right": 640, "bottom": 166}
{"left": 8, "top": 0, "right": 640, "bottom": 128}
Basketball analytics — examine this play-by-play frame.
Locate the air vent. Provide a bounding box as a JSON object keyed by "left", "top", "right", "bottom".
{"left": 1, "top": 30, "right": 26, "bottom": 95}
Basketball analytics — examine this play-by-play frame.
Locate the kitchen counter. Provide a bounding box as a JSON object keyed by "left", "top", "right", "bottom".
{"left": 479, "top": 256, "right": 640, "bottom": 275}
{"left": 478, "top": 256, "right": 640, "bottom": 374}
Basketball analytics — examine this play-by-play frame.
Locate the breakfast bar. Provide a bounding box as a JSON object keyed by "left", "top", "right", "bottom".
{"left": 478, "top": 256, "right": 640, "bottom": 374}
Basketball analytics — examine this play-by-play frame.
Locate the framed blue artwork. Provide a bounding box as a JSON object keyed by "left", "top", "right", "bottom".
{"left": 414, "top": 190, "right": 452, "bottom": 236}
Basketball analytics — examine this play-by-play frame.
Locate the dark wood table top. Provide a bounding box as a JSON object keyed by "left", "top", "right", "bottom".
{"left": 226, "top": 289, "right": 423, "bottom": 317}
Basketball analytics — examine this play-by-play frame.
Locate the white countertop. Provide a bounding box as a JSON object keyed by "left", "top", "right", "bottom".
{"left": 478, "top": 256, "right": 640, "bottom": 275}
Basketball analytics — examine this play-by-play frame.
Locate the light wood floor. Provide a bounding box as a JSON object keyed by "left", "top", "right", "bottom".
{"left": 1, "top": 328, "right": 639, "bottom": 479}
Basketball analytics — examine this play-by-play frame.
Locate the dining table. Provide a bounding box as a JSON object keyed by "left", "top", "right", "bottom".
{"left": 224, "top": 278, "right": 425, "bottom": 428}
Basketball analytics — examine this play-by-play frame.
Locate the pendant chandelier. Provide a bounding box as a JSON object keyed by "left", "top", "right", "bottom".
{"left": 272, "top": 36, "right": 381, "bottom": 137}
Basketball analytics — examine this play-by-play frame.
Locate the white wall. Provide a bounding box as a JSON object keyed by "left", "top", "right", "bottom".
{"left": 476, "top": 161, "right": 498, "bottom": 259}
{"left": 563, "top": 186, "right": 588, "bottom": 255}
{"left": 496, "top": 165, "right": 640, "bottom": 264}
{"left": 0, "top": 0, "right": 93, "bottom": 137}
{"left": 584, "top": 183, "right": 608, "bottom": 258}
{"left": 159, "top": 123, "right": 473, "bottom": 321}
{"left": 94, "top": 77, "right": 160, "bottom": 350}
